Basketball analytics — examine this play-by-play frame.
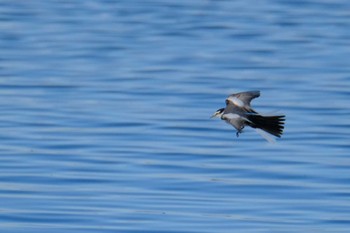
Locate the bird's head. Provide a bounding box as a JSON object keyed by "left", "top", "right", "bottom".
{"left": 210, "top": 108, "right": 225, "bottom": 118}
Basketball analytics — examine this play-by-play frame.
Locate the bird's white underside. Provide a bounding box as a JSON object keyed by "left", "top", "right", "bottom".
{"left": 224, "top": 113, "right": 240, "bottom": 119}
{"left": 223, "top": 113, "right": 251, "bottom": 123}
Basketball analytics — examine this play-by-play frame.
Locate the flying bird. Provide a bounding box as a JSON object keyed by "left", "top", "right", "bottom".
{"left": 211, "top": 91, "right": 285, "bottom": 142}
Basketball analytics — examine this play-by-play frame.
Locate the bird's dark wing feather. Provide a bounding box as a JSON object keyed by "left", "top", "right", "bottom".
{"left": 225, "top": 91, "right": 260, "bottom": 112}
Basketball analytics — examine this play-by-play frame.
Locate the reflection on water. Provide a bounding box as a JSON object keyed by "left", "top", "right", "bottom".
{"left": 0, "top": 0, "right": 350, "bottom": 232}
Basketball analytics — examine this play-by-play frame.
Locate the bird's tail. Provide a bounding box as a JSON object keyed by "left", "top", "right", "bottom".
{"left": 247, "top": 114, "right": 285, "bottom": 137}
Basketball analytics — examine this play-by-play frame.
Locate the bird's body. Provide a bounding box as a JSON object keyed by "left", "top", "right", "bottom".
{"left": 211, "top": 91, "right": 285, "bottom": 141}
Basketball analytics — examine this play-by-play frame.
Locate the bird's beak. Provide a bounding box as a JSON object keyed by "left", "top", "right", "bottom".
{"left": 210, "top": 113, "right": 217, "bottom": 119}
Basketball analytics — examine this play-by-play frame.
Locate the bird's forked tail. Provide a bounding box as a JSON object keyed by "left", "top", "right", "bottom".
{"left": 247, "top": 114, "right": 285, "bottom": 137}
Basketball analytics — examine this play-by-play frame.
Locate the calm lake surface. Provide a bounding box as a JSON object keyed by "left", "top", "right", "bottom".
{"left": 0, "top": 1, "right": 350, "bottom": 232}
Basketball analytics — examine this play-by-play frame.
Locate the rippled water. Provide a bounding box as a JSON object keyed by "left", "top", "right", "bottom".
{"left": 1, "top": 1, "right": 350, "bottom": 232}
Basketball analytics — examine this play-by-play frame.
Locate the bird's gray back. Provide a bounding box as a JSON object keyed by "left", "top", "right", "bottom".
{"left": 223, "top": 103, "right": 246, "bottom": 116}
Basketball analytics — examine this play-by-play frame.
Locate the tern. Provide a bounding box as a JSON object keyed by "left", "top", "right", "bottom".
{"left": 211, "top": 91, "right": 285, "bottom": 142}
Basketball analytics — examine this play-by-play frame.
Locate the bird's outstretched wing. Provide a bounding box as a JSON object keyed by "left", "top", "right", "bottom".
{"left": 225, "top": 91, "right": 260, "bottom": 112}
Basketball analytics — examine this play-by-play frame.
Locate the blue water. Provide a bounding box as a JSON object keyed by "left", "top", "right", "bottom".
{"left": 1, "top": 1, "right": 350, "bottom": 232}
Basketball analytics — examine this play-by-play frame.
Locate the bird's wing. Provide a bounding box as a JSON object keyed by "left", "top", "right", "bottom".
{"left": 226, "top": 91, "right": 260, "bottom": 112}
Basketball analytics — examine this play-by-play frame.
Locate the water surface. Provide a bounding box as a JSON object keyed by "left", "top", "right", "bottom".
{"left": 0, "top": 1, "right": 350, "bottom": 232}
